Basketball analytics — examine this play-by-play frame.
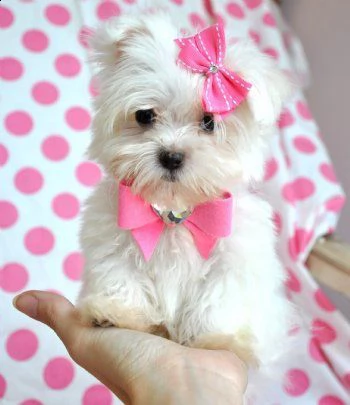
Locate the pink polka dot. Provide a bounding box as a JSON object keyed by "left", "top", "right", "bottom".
{"left": 263, "top": 47, "right": 279, "bottom": 60}
{"left": 15, "top": 167, "right": 43, "bottom": 194}
{"left": 308, "top": 338, "right": 326, "bottom": 363}
{"left": 263, "top": 157, "right": 278, "bottom": 181}
{"left": 44, "top": 357, "right": 74, "bottom": 389}
{"left": 293, "top": 136, "right": 316, "bottom": 154}
{"left": 32, "top": 81, "right": 59, "bottom": 105}
{"left": 83, "top": 384, "right": 113, "bottom": 405}
{"left": 0, "top": 201, "right": 18, "bottom": 229}
{"left": 123, "top": 0, "right": 136, "bottom": 3}
{"left": 170, "top": 0, "right": 183, "bottom": 4}
{"left": 0, "top": 144, "right": 9, "bottom": 166}
{"left": 22, "top": 30, "right": 49, "bottom": 52}
{"left": 55, "top": 54, "right": 81, "bottom": 77}
{"left": 285, "top": 268, "right": 301, "bottom": 293}
{"left": 312, "top": 318, "right": 337, "bottom": 344}
{"left": 45, "top": 4, "right": 71, "bottom": 26}
{"left": 244, "top": 0, "right": 262, "bottom": 9}
{"left": 21, "top": 400, "right": 43, "bottom": 405}
{"left": 0, "top": 374, "right": 6, "bottom": 399}
{"left": 318, "top": 396, "right": 345, "bottom": 405}
{"left": 79, "top": 26, "right": 94, "bottom": 49}
{"left": 288, "top": 228, "right": 313, "bottom": 261}
{"left": 226, "top": 2, "right": 245, "bottom": 19}
{"left": 52, "top": 193, "right": 80, "bottom": 220}
{"left": 5, "top": 111, "right": 33, "bottom": 136}
{"left": 63, "top": 252, "right": 84, "bottom": 281}
{"left": 189, "top": 13, "right": 206, "bottom": 29}
{"left": 278, "top": 109, "right": 295, "bottom": 129}
{"left": 320, "top": 163, "right": 337, "bottom": 183}
{"left": 248, "top": 30, "right": 260, "bottom": 45}
{"left": 325, "top": 195, "right": 345, "bottom": 213}
{"left": 263, "top": 12, "right": 276, "bottom": 27}
{"left": 76, "top": 162, "right": 102, "bottom": 187}
{"left": 314, "top": 289, "right": 335, "bottom": 312}
{"left": 0, "top": 263, "right": 28, "bottom": 293}
{"left": 42, "top": 135, "right": 69, "bottom": 161}
{"left": 0, "top": 57, "right": 24, "bottom": 80}
{"left": 65, "top": 107, "right": 91, "bottom": 131}
{"left": 0, "top": 6, "right": 14, "bottom": 28}
{"left": 282, "top": 177, "right": 315, "bottom": 203}
{"left": 6, "top": 329, "right": 38, "bottom": 361}
{"left": 25, "top": 227, "right": 54, "bottom": 255}
{"left": 297, "top": 101, "right": 312, "bottom": 120}
{"left": 343, "top": 373, "right": 350, "bottom": 389}
{"left": 283, "top": 369, "right": 310, "bottom": 396}
{"left": 97, "top": 1, "right": 121, "bottom": 21}
{"left": 272, "top": 211, "right": 282, "bottom": 235}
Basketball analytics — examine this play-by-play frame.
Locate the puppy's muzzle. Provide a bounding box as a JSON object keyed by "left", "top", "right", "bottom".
{"left": 158, "top": 150, "right": 184, "bottom": 171}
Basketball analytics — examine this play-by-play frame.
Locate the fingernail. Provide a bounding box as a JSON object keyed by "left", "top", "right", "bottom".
{"left": 13, "top": 293, "right": 39, "bottom": 319}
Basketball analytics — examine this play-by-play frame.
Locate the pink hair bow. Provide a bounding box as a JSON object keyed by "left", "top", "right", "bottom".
{"left": 175, "top": 23, "right": 252, "bottom": 115}
{"left": 118, "top": 182, "right": 233, "bottom": 261}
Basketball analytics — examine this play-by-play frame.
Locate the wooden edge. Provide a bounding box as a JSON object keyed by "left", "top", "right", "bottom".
{"left": 311, "top": 235, "right": 350, "bottom": 275}
{"left": 306, "top": 235, "right": 350, "bottom": 298}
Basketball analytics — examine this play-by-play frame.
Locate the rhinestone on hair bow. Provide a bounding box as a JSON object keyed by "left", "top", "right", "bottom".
{"left": 175, "top": 23, "right": 252, "bottom": 115}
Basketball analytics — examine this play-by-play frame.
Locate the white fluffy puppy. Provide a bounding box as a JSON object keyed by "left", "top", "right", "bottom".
{"left": 78, "top": 12, "right": 295, "bottom": 375}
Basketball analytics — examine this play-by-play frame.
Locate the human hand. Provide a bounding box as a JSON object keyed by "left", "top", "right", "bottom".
{"left": 13, "top": 291, "right": 247, "bottom": 405}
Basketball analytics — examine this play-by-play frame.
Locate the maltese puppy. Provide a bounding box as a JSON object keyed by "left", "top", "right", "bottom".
{"left": 78, "top": 11, "right": 295, "bottom": 393}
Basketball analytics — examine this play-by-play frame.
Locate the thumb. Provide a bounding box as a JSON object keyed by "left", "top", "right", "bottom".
{"left": 13, "top": 290, "right": 81, "bottom": 346}
{"left": 13, "top": 291, "right": 133, "bottom": 402}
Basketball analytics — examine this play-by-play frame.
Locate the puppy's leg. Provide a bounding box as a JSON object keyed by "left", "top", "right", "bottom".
{"left": 176, "top": 276, "right": 260, "bottom": 367}
{"left": 177, "top": 310, "right": 258, "bottom": 366}
{"left": 78, "top": 294, "right": 157, "bottom": 333}
{"left": 178, "top": 285, "right": 292, "bottom": 368}
{"left": 77, "top": 254, "right": 162, "bottom": 333}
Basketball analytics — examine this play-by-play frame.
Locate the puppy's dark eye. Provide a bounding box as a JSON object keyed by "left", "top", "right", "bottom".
{"left": 135, "top": 109, "right": 156, "bottom": 126}
{"left": 200, "top": 114, "right": 215, "bottom": 132}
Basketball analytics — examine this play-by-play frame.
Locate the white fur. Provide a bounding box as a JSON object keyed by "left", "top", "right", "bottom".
{"left": 78, "top": 13, "right": 296, "bottom": 401}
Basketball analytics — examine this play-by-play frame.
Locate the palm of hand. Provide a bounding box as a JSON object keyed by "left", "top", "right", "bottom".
{"left": 14, "top": 291, "right": 247, "bottom": 405}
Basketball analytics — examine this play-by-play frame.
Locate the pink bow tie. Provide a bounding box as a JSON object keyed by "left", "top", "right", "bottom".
{"left": 118, "top": 182, "right": 233, "bottom": 261}
{"left": 175, "top": 23, "right": 252, "bottom": 115}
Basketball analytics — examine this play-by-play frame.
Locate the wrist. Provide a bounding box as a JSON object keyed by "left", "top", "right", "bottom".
{"left": 130, "top": 349, "right": 247, "bottom": 405}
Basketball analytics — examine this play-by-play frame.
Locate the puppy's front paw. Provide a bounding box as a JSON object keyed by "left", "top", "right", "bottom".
{"left": 77, "top": 295, "right": 156, "bottom": 333}
{"left": 190, "top": 330, "right": 259, "bottom": 367}
{"left": 92, "top": 319, "right": 114, "bottom": 328}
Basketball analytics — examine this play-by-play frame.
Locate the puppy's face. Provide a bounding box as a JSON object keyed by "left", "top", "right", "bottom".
{"left": 89, "top": 14, "right": 290, "bottom": 209}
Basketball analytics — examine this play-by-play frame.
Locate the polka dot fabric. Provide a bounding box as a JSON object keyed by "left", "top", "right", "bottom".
{"left": 0, "top": 1, "right": 210, "bottom": 404}
{"left": 0, "top": 1, "right": 348, "bottom": 404}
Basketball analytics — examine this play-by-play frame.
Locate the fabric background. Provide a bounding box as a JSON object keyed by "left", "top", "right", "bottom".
{"left": 0, "top": 0, "right": 349, "bottom": 404}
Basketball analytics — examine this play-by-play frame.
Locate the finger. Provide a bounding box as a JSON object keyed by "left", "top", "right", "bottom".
{"left": 13, "top": 291, "right": 131, "bottom": 401}
{"left": 13, "top": 290, "right": 81, "bottom": 347}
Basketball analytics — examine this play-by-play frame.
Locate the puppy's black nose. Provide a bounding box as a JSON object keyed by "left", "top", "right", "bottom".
{"left": 159, "top": 150, "right": 184, "bottom": 171}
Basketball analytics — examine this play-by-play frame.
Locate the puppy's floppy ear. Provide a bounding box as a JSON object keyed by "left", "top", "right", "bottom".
{"left": 226, "top": 41, "right": 292, "bottom": 126}
{"left": 88, "top": 16, "right": 147, "bottom": 68}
